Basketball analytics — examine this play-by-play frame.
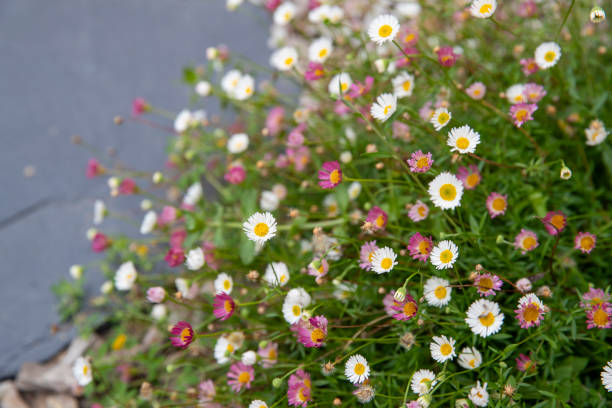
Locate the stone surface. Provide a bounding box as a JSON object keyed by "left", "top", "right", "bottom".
{"left": 0, "top": 381, "right": 29, "bottom": 408}
{"left": 0, "top": 0, "right": 269, "bottom": 378}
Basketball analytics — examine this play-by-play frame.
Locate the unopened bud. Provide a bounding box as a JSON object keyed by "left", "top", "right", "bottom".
{"left": 152, "top": 171, "right": 163, "bottom": 184}
{"left": 394, "top": 287, "right": 407, "bottom": 302}
{"left": 272, "top": 378, "right": 283, "bottom": 388}
{"left": 69, "top": 264, "right": 83, "bottom": 280}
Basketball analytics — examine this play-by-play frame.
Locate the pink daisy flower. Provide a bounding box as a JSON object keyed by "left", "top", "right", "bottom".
{"left": 510, "top": 103, "right": 537, "bottom": 127}
{"left": 118, "top": 178, "right": 137, "bottom": 195}
{"left": 265, "top": 106, "right": 285, "bottom": 137}
{"left": 198, "top": 380, "right": 217, "bottom": 406}
{"left": 465, "top": 82, "right": 486, "bottom": 100}
{"left": 574, "top": 232, "right": 596, "bottom": 254}
{"left": 407, "top": 232, "right": 433, "bottom": 263}
{"left": 408, "top": 200, "right": 429, "bottom": 222}
{"left": 390, "top": 294, "right": 418, "bottom": 321}
{"left": 580, "top": 288, "right": 610, "bottom": 309}
{"left": 383, "top": 290, "right": 401, "bottom": 316}
{"left": 158, "top": 206, "right": 178, "bottom": 227}
{"left": 224, "top": 165, "right": 246, "bottom": 185}
{"left": 165, "top": 247, "right": 185, "bottom": 267}
{"left": 514, "top": 229, "right": 538, "bottom": 254}
{"left": 399, "top": 27, "right": 418, "bottom": 46}
{"left": 517, "top": 1, "right": 538, "bottom": 18}
{"left": 258, "top": 342, "right": 278, "bottom": 368}
{"left": 287, "top": 124, "right": 306, "bottom": 147}
{"left": 169, "top": 321, "right": 194, "bottom": 349}
{"left": 436, "top": 46, "right": 458, "bottom": 67}
{"left": 318, "top": 161, "right": 342, "bottom": 189}
{"left": 516, "top": 353, "right": 536, "bottom": 372}
{"left": 348, "top": 76, "right": 374, "bottom": 99}
{"left": 456, "top": 164, "right": 481, "bottom": 190}
{"left": 304, "top": 62, "right": 324, "bottom": 81}
{"left": 406, "top": 402, "right": 421, "bottom": 408}
{"left": 86, "top": 158, "right": 103, "bottom": 178}
{"left": 307, "top": 258, "right": 329, "bottom": 278}
{"left": 419, "top": 101, "right": 434, "bottom": 121}
{"left": 586, "top": 303, "right": 612, "bottom": 329}
{"left": 520, "top": 57, "right": 539, "bottom": 76}
{"left": 359, "top": 241, "right": 379, "bottom": 271}
{"left": 407, "top": 150, "right": 434, "bottom": 173}
{"left": 147, "top": 287, "right": 166, "bottom": 303}
{"left": 288, "top": 146, "right": 311, "bottom": 172}
{"left": 366, "top": 206, "right": 388, "bottom": 230}
{"left": 396, "top": 46, "right": 419, "bottom": 68}
{"left": 91, "top": 232, "right": 110, "bottom": 252}
{"left": 540, "top": 210, "right": 567, "bottom": 235}
{"left": 486, "top": 192, "right": 507, "bottom": 219}
{"left": 288, "top": 370, "right": 312, "bottom": 407}
{"left": 227, "top": 362, "right": 254, "bottom": 392}
{"left": 523, "top": 83, "right": 547, "bottom": 103}
{"left": 170, "top": 229, "right": 186, "bottom": 248}
{"left": 296, "top": 315, "right": 328, "bottom": 348}
{"left": 213, "top": 293, "right": 236, "bottom": 321}
{"left": 473, "top": 273, "right": 503, "bottom": 297}
{"left": 515, "top": 293, "right": 546, "bottom": 328}
{"left": 132, "top": 97, "right": 149, "bottom": 116}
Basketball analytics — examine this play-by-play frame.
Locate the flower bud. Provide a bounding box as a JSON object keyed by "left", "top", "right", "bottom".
{"left": 394, "top": 287, "right": 407, "bottom": 302}
{"left": 272, "top": 378, "right": 283, "bottom": 388}
{"left": 496, "top": 234, "right": 504, "bottom": 244}
{"left": 590, "top": 6, "right": 606, "bottom": 23}
{"left": 560, "top": 163, "right": 572, "bottom": 180}
{"left": 86, "top": 228, "right": 98, "bottom": 240}
{"left": 374, "top": 59, "right": 387, "bottom": 73}
{"left": 140, "top": 199, "right": 153, "bottom": 211}
{"left": 101, "top": 280, "right": 113, "bottom": 294}
{"left": 70, "top": 264, "right": 83, "bottom": 280}
{"left": 206, "top": 47, "right": 218, "bottom": 60}
{"left": 152, "top": 171, "right": 164, "bottom": 184}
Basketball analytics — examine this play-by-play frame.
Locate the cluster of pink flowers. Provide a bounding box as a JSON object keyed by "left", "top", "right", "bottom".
{"left": 581, "top": 288, "right": 611, "bottom": 329}
{"left": 288, "top": 369, "right": 312, "bottom": 406}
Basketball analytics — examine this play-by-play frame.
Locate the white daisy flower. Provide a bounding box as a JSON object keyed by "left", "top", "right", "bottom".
{"left": 327, "top": 5, "right": 344, "bottom": 23}
{"left": 370, "top": 246, "right": 398, "bottom": 274}
{"left": 241, "top": 350, "right": 257, "bottom": 366}
{"left": 458, "top": 347, "right": 482, "bottom": 370}
{"left": 249, "top": 400, "right": 268, "bottom": 408}
{"left": 469, "top": 381, "right": 489, "bottom": 407}
{"left": 585, "top": 120, "right": 608, "bottom": 146}
{"left": 183, "top": 181, "right": 203, "bottom": 206}
{"left": 72, "top": 356, "right": 93, "bottom": 386}
{"left": 430, "top": 240, "right": 459, "bottom": 270}
{"left": 424, "top": 277, "right": 452, "bottom": 307}
{"left": 273, "top": 2, "right": 296, "bottom": 26}
{"left": 397, "top": 2, "right": 422, "bottom": 18}
{"left": 282, "top": 287, "right": 311, "bottom": 324}
{"left": 323, "top": 194, "right": 339, "bottom": 217}
{"left": 243, "top": 212, "right": 277, "bottom": 245}
{"left": 226, "top": 0, "right": 243, "bottom": 11}
{"left": 447, "top": 125, "right": 480, "bottom": 154}
{"left": 328, "top": 72, "right": 353, "bottom": 97}
{"left": 348, "top": 181, "right": 362, "bottom": 200}
{"left": 470, "top": 0, "right": 497, "bottom": 18}
{"left": 270, "top": 46, "right": 298, "bottom": 71}
{"left": 428, "top": 172, "right": 464, "bottom": 210}
{"left": 214, "top": 272, "right": 234, "bottom": 294}
{"left": 263, "top": 262, "right": 290, "bottom": 287}
{"left": 69, "top": 264, "right": 83, "bottom": 280}
{"left": 174, "top": 109, "right": 192, "bottom": 133}
{"left": 367, "top": 14, "right": 400, "bottom": 45}
{"left": 140, "top": 210, "right": 157, "bottom": 235}
{"left": 151, "top": 304, "right": 167, "bottom": 320}
{"left": 93, "top": 200, "right": 106, "bottom": 225}
{"left": 227, "top": 133, "right": 249, "bottom": 154}
{"left": 214, "top": 336, "right": 236, "bottom": 364}
{"left": 114, "top": 261, "right": 137, "bottom": 291}
{"left": 308, "top": 5, "right": 330, "bottom": 23}
{"left": 411, "top": 369, "right": 437, "bottom": 395}
{"left": 221, "top": 69, "right": 243, "bottom": 96}
{"left": 370, "top": 93, "right": 397, "bottom": 122}
{"left": 535, "top": 42, "right": 561, "bottom": 69}
{"left": 260, "top": 190, "right": 280, "bottom": 212}
{"left": 195, "top": 81, "right": 211, "bottom": 97}
{"left": 430, "top": 335, "right": 456, "bottom": 363}
{"left": 185, "top": 247, "right": 205, "bottom": 270}
{"left": 308, "top": 37, "right": 333, "bottom": 63}
{"left": 392, "top": 72, "right": 415, "bottom": 98}
{"left": 100, "top": 280, "right": 113, "bottom": 294}
{"left": 602, "top": 360, "right": 612, "bottom": 392}
{"left": 506, "top": 84, "right": 526, "bottom": 104}
{"left": 430, "top": 108, "right": 451, "bottom": 131}
{"left": 345, "top": 354, "right": 370, "bottom": 384}
{"left": 234, "top": 74, "right": 255, "bottom": 101}
{"left": 465, "top": 299, "right": 505, "bottom": 337}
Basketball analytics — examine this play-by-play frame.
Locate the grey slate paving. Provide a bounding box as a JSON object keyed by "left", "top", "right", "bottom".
{"left": 0, "top": 0, "right": 269, "bottom": 378}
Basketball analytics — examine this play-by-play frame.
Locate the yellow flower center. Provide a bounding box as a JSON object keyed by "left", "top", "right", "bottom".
{"left": 284, "top": 57, "right": 294, "bottom": 66}
{"left": 593, "top": 309, "right": 609, "bottom": 326}
{"left": 354, "top": 363, "right": 366, "bottom": 375}
{"left": 245, "top": 87, "right": 252, "bottom": 95}
{"left": 223, "top": 280, "right": 231, "bottom": 290}
{"left": 254, "top": 222, "right": 269, "bottom": 237}
{"left": 318, "top": 264, "right": 325, "bottom": 274}
{"left": 180, "top": 327, "right": 191, "bottom": 342}
{"left": 439, "top": 184, "right": 457, "bottom": 201}
{"left": 515, "top": 109, "right": 528, "bottom": 122}
{"left": 368, "top": 251, "right": 375, "bottom": 262}
{"left": 403, "top": 80, "right": 412, "bottom": 91}
{"left": 238, "top": 371, "right": 251, "bottom": 384}
{"left": 437, "top": 112, "right": 450, "bottom": 124}
{"left": 292, "top": 305, "right": 301, "bottom": 316}
{"left": 492, "top": 197, "right": 506, "bottom": 211}
{"left": 112, "top": 333, "right": 127, "bottom": 351}
{"left": 329, "top": 169, "right": 340, "bottom": 184}
{"left": 298, "top": 387, "right": 308, "bottom": 402}
{"left": 417, "top": 206, "right": 426, "bottom": 217}
{"left": 380, "top": 257, "right": 392, "bottom": 270}
{"left": 456, "top": 137, "right": 470, "bottom": 150}
{"left": 580, "top": 236, "right": 594, "bottom": 250}
{"left": 480, "top": 4, "right": 492, "bottom": 14}
{"left": 434, "top": 285, "right": 447, "bottom": 299}
{"left": 268, "top": 349, "right": 276, "bottom": 359}
{"left": 473, "top": 89, "right": 481, "bottom": 96}
{"left": 523, "top": 304, "right": 540, "bottom": 322}
{"left": 404, "top": 33, "right": 415, "bottom": 43}
{"left": 439, "top": 249, "right": 453, "bottom": 264}
{"left": 224, "top": 300, "right": 233, "bottom": 313}
{"left": 403, "top": 301, "right": 417, "bottom": 316}
{"left": 227, "top": 344, "right": 234, "bottom": 353}
{"left": 522, "top": 236, "right": 536, "bottom": 250}
{"left": 383, "top": 104, "right": 393, "bottom": 115}
{"left": 318, "top": 48, "right": 328, "bottom": 58}
{"left": 416, "top": 157, "right": 429, "bottom": 169}
{"left": 311, "top": 328, "right": 325, "bottom": 343}
{"left": 544, "top": 51, "right": 556, "bottom": 62}
{"left": 378, "top": 24, "right": 393, "bottom": 38}
{"left": 418, "top": 240, "right": 430, "bottom": 255}
{"left": 376, "top": 215, "right": 385, "bottom": 227}
{"left": 469, "top": 359, "right": 475, "bottom": 368}
{"left": 550, "top": 214, "right": 565, "bottom": 230}
{"left": 83, "top": 365, "right": 89, "bottom": 375}
{"left": 440, "top": 343, "right": 452, "bottom": 355}
{"left": 478, "top": 311, "right": 495, "bottom": 327}
{"left": 466, "top": 173, "right": 480, "bottom": 187}
{"left": 340, "top": 82, "right": 349, "bottom": 91}
{"left": 478, "top": 278, "right": 493, "bottom": 291}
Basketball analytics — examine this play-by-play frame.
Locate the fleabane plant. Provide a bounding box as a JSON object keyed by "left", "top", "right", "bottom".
{"left": 61, "top": 0, "right": 612, "bottom": 407}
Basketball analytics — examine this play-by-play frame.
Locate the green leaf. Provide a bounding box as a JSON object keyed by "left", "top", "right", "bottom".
{"left": 182, "top": 67, "right": 198, "bottom": 84}
{"left": 360, "top": 151, "right": 393, "bottom": 159}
